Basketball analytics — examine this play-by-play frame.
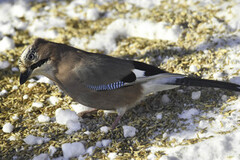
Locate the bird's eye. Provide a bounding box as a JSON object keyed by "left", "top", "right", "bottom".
{"left": 28, "top": 53, "right": 35, "bottom": 61}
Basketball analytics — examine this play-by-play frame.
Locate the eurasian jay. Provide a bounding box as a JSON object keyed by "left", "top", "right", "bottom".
{"left": 19, "top": 38, "right": 240, "bottom": 128}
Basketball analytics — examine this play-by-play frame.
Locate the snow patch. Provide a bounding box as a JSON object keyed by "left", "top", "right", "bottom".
{"left": 24, "top": 135, "right": 50, "bottom": 145}
{"left": 32, "top": 154, "right": 49, "bottom": 160}
{"left": 0, "top": 60, "right": 10, "bottom": 69}
{"left": 48, "top": 96, "right": 59, "bottom": 105}
{"left": 0, "top": 37, "right": 15, "bottom": 52}
{"left": 191, "top": 91, "right": 201, "bottom": 100}
{"left": 65, "top": 120, "right": 81, "bottom": 134}
{"left": 123, "top": 125, "right": 137, "bottom": 138}
{"left": 32, "top": 102, "right": 44, "bottom": 108}
{"left": 179, "top": 108, "right": 200, "bottom": 119}
{"left": 2, "top": 122, "right": 14, "bottom": 133}
{"left": 189, "top": 65, "right": 198, "bottom": 73}
{"left": 161, "top": 94, "right": 170, "bottom": 104}
{"left": 55, "top": 108, "right": 81, "bottom": 134}
{"left": 49, "top": 145, "right": 57, "bottom": 157}
{"left": 125, "top": 0, "right": 161, "bottom": 9}
{"left": 38, "top": 114, "right": 50, "bottom": 123}
{"left": 0, "top": 89, "right": 8, "bottom": 96}
{"left": 100, "top": 126, "right": 110, "bottom": 133}
{"left": 108, "top": 152, "right": 117, "bottom": 160}
{"left": 156, "top": 113, "right": 163, "bottom": 120}
{"left": 55, "top": 108, "right": 79, "bottom": 125}
{"left": 62, "top": 142, "right": 85, "bottom": 159}
{"left": 73, "top": 19, "right": 182, "bottom": 53}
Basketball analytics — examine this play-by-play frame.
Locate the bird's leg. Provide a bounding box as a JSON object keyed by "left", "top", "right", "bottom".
{"left": 111, "top": 114, "right": 123, "bottom": 129}
{"left": 77, "top": 108, "right": 98, "bottom": 118}
{"left": 111, "top": 107, "right": 127, "bottom": 129}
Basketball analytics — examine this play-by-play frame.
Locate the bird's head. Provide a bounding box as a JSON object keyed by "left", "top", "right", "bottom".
{"left": 19, "top": 38, "right": 53, "bottom": 85}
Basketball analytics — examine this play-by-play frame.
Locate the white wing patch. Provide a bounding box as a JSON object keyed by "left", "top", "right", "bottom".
{"left": 132, "top": 69, "right": 145, "bottom": 78}
{"left": 141, "top": 74, "right": 185, "bottom": 95}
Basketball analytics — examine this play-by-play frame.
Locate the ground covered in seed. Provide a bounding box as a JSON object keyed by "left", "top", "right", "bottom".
{"left": 1, "top": 0, "right": 240, "bottom": 159}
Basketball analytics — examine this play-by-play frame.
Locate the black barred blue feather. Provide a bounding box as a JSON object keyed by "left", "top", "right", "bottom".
{"left": 87, "top": 81, "right": 125, "bottom": 91}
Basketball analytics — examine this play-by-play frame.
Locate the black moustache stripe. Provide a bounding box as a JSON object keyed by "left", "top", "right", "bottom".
{"left": 31, "top": 58, "right": 49, "bottom": 70}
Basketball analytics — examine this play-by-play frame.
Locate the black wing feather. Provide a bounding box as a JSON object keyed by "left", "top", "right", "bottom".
{"left": 132, "top": 61, "right": 167, "bottom": 76}
{"left": 120, "top": 61, "right": 167, "bottom": 84}
{"left": 132, "top": 61, "right": 167, "bottom": 77}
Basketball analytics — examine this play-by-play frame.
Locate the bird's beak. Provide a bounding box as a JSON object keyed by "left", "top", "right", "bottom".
{"left": 20, "top": 67, "right": 32, "bottom": 85}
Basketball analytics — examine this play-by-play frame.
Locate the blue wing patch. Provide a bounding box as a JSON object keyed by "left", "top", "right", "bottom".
{"left": 87, "top": 81, "right": 125, "bottom": 91}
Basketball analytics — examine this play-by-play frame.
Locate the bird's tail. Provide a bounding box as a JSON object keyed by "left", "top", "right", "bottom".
{"left": 141, "top": 73, "right": 240, "bottom": 95}
{"left": 172, "top": 77, "right": 240, "bottom": 92}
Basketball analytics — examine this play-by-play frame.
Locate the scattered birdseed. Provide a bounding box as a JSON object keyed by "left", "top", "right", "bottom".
{"left": 1, "top": 0, "right": 240, "bottom": 159}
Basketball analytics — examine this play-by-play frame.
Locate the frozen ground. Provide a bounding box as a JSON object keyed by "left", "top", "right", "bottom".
{"left": 1, "top": 0, "right": 240, "bottom": 159}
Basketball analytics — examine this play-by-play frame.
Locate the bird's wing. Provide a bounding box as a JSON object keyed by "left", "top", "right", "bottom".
{"left": 75, "top": 53, "right": 171, "bottom": 91}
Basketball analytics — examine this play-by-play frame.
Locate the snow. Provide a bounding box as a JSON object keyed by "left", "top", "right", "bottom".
{"left": 0, "top": 24, "right": 15, "bottom": 36}
{"left": 10, "top": 1, "right": 29, "bottom": 18}
{"left": 221, "top": 4, "right": 240, "bottom": 31}
{"left": 95, "top": 139, "right": 112, "bottom": 149}
{"left": 0, "top": 37, "right": 15, "bottom": 52}
{"left": 72, "top": 19, "right": 183, "bottom": 53}
{"left": 32, "top": 154, "right": 49, "bottom": 160}
{"left": 160, "top": 128, "right": 240, "bottom": 160}
{"left": 32, "top": 102, "right": 44, "bottom": 108}
{"left": 12, "top": 85, "right": 18, "bottom": 90}
{"left": 124, "top": 0, "right": 161, "bottom": 9}
{"left": 38, "top": 114, "right": 50, "bottom": 123}
{"left": 213, "top": 72, "right": 223, "bottom": 80}
{"left": 0, "top": 89, "right": 8, "bottom": 96}
{"left": 2, "top": 122, "right": 14, "bottom": 133}
{"left": 179, "top": 108, "right": 200, "bottom": 119}
{"left": 108, "top": 152, "right": 117, "bottom": 160}
{"left": 96, "top": 141, "right": 103, "bottom": 148}
{"left": 147, "top": 153, "right": 157, "bottom": 160}
{"left": 65, "top": 120, "right": 81, "bottom": 134}
{"left": 8, "top": 135, "right": 16, "bottom": 141}
{"left": 86, "top": 146, "right": 95, "bottom": 156}
{"left": 23, "top": 94, "right": 29, "bottom": 99}
{"left": 189, "top": 65, "right": 198, "bottom": 73}
{"left": 67, "top": 8, "right": 100, "bottom": 21}
{"left": 84, "top": 130, "right": 91, "bottom": 135}
{"left": 221, "top": 95, "right": 228, "bottom": 101}
{"left": 28, "top": 16, "right": 65, "bottom": 39}
{"left": 55, "top": 108, "right": 81, "bottom": 134}
{"left": 2, "top": 0, "right": 240, "bottom": 159}
{"left": 28, "top": 83, "right": 36, "bottom": 88}
{"left": 122, "top": 125, "right": 137, "bottom": 138}
{"left": 12, "top": 114, "right": 19, "bottom": 121}
{"left": 24, "top": 135, "right": 50, "bottom": 145}
{"left": 48, "top": 96, "right": 59, "bottom": 105}
{"left": 101, "top": 139, "right": 112, "bottom": 147}
{"left": 100, "top": 126, "right": 110, "bottom": 133}
{"left": 0, "top": 60, "right": 10, "bottom": 69}
{"left": 55, "top": 108, "right": 79, "bottom": 125}
{"left": 62, "top": 142, "right": 85, "bottom": 159}
{"left": 156, "top": 113, "right": 163, "bottom": 120}
{"left": 11, "top": 67, "right": 19, "bottom": 72}
{"left": 36, "top": 76, "right": 54, "bottom": 84}
{"left": 161, "top": 94, "right": 170, "bottom": 104}
{"left": 49, "top": 145, "right": 57, "bottom": 157}
{"left": 191, "top": 91, "right": 201, "bottom": 100}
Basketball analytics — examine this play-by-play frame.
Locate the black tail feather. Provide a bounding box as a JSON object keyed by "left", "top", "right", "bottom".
{"left": 173, "top": 77, "right": 240, "bottom": 92}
